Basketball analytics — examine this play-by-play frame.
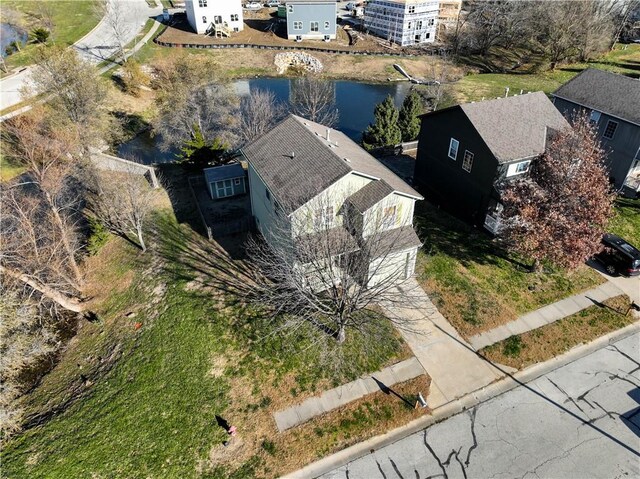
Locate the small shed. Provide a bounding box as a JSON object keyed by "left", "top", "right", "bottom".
{"left": 204, "top": 163, "right": 247, "bottom": 200}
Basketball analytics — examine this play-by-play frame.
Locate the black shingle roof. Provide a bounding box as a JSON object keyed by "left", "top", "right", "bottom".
{"left": 552, "top": 68, "right": 640, "bottom": 126}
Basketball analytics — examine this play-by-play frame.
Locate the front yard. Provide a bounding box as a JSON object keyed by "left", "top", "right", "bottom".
{"left": 1, "top": 190, "right": 428, "bottom": 478}
{"left": 414, "top": 201, "right": 605, "bottom": 339}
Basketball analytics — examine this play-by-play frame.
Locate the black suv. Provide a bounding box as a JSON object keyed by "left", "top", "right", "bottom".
{"left": 596, "top": 233, "right": 640, "bottom": 277}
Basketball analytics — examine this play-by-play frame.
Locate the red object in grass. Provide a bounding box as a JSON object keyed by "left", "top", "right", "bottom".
{"left": 134, "top": 322, "right": 143, "bottom": 330}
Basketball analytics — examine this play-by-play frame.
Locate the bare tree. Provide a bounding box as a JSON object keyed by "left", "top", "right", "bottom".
{"left": 290, "top": 77, "right": 339, "bottom": 127}
{"left": 88, "top": 167, "right": 156, "bottom": 252}
{"left": 95, "top": 0, "right": 130, "bottom": 63}
{"left": 499, "top": 113, "right": 614, "bottom": 271}
{"left": 237, "top": 88, "right": 285, "bottom": 144}
{"left": 152, "top": 55, "right": 238, "bottom": 151}
{"left": 26, "top": 45, "right": 115, "bottom": 148}
{"left": 246, "top": 192, "right": 422, "bottom": 344}
{"left": 0, "top": 287, "right": 57, "bottom": 438}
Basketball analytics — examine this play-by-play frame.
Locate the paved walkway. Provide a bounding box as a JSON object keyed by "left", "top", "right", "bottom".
{"left": 273, "top": 357, "right": 425, "bottom": 432}
{"left": 469, "top": 281, "right": 625, "bottom": 350}
{"left": 382, "top": 279, "right": 504, "bottom": 409}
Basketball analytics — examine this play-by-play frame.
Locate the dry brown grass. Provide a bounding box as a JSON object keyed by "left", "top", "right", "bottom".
{"left": 203, "top": 374, "right": 431, "bottom": 477}
{"left": 480, "top": 295, "right": 635, "bottom": 370}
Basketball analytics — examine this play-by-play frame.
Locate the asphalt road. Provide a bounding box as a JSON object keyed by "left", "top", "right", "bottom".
{"left": 320, "top": 333, "right": 640, "bottom": 479}
{"left": 0, "top": 0, "right": 160, "bottom": 111}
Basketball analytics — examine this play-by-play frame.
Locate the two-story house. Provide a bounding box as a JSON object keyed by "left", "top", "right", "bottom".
{"left": 242, "top": 115, "right": 423, "bottom": 289}
{"left": 552, "top": 68, "right": 640, "bottom": 196}
{"left": 364, "top": 0, "right": 438, "bottom": 46}
{"left": 285, "top": 0, "right": 337, "bottom": 41}
{"left": 185, "top": 0, "right": 244, "bottom": 36}
{"left": 413, "top": 92, "right": 570, "bottom": 233}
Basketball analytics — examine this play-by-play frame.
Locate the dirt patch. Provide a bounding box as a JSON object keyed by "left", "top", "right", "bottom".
{"left": 480, "top": 295, "right": 634, "bottom": 369}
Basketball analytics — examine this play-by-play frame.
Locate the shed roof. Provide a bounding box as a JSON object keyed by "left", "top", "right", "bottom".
{"left": 552, "top": 68, "right": 640, "bottom": 126}
{"left": 204, "top": 163, "right": 245, "bottom": 183}
{"left": 458, "top": 91, "right": 570, "bottom": 163}
{"left": 242, "top": 115, "right": 422, "bottom": 210}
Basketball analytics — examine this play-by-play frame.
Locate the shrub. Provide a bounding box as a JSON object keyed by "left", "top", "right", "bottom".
{"left": 87, "top": 217, "right": 110, "bottom": 255}
{"left": 31, "top": 27, "right": 50, "bottom": 44}
{"left": 120, "top": 60, "right": 149, "bottom": 97}
{"left": 261, "top": 439, "right": 276, "bottom": 456}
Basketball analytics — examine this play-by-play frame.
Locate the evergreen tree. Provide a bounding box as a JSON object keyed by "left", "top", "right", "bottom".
{"left": 178, "top": 124, "right": 227, "bottom": 169}
{"left": 362, "top": 95, "right": 402, "bottom": 149}
{"left": 398, "top": 91, "right": 423, "bottom": 142}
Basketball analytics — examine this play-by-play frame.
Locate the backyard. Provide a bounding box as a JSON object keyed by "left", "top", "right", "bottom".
{"left": 1, "top": 0, "right": 101, "bottom": 73}
{"left": 1, "top": 186, "right": 429, "bottom": 478}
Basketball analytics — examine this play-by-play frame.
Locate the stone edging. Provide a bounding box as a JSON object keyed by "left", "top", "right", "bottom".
{"left": 282, "top": 321, "right": 640, "bottom": 479}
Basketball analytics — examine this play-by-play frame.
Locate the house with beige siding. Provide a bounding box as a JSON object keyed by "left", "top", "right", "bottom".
{"left": 241, "top": 115, "right": 423, "bottom": 289}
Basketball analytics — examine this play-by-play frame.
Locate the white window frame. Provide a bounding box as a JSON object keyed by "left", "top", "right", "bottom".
{"left": 589, "top": 110, "right": 601, "bottom": 123}
{"left": 408, "top": 5, "right": 415, "bottom": 13}
{"left": 230, "top": 14, "right": 239, "bottom": 22}
{"left": 234, "top": 177, "right": 241, "bottom": 186}
{"left": 202, "top": 16, "right": 207, "bottom": 23}
{"left": 199, "top": 0, "right": 207, "bottom": 6}
{"left": 324, "top": 21, "right": 330, "bottom": 29}
{"left": 448, "top": 138, "right": 459, "bottom": 160}
{"left": 462, "top": 150, "right": 474, "bottom": 172}
{"left": 288, "top": 5, "right": 293, "bottom": 13}
{"left": 293, "top": 21, "right": 302, "bottom": 30}
{"left": 603, "top": 120, "right": 618, "bottom": 140}
{"left": 215, "top": 180, "right": 233, "bottom": 198}
{"left": 310, "top": 21, "right": 319, "bottom": 32}
{"left": 506, "top": 159, "right": 531, "bottom": 177}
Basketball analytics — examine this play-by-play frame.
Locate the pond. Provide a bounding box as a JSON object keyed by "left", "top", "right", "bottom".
{"left": 117, "top": 77, "right": 413, "bottom": 165}
{"left": 1, "top": 23, "right": 28, "bottom": 57}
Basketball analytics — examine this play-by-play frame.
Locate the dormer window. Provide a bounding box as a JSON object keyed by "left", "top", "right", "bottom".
{"left": 589, "top": 110, "right": 601, "bottom": 123}
{"left": 603, "top": 120, "right": 618, "bottom": 140}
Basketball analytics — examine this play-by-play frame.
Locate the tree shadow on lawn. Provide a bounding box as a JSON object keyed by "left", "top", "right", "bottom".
{"left": 413, "top": 201, "right": 529, "bottom": 272}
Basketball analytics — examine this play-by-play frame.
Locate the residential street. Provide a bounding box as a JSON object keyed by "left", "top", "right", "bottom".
{"left": 319, "top": 333, "right": 640, "bottom": 479}
{"left": 0, "top": 0, "right": 160, "bottom": 112}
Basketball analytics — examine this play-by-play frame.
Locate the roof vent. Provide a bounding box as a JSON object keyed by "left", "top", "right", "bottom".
{"left": 343, "top": 157, "right": 350, "bottom": 162}
{"left": 326, "top": 128, "right": 330, "bottom": 142}
{"left": 291, "top": 151, "right": 295, "bottom": 159}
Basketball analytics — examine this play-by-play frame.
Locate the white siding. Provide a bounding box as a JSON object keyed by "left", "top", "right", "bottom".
{"left": 362, "top": 193, "right": 416, "bottom": 237}
{"left": 368, "top": 247, "right": 418, "bottom": 287}
{"left": 185, "top": 0, "right": 244, "bottom": 34}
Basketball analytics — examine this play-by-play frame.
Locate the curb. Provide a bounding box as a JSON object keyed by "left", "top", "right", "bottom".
{"left": 282, "top": 321, "right": 640, "bottom": 479}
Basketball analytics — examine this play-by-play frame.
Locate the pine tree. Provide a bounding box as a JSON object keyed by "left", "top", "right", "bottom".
{"left": 398, "top": 91, "right": 423, "bottom": 142}
{"left": 362, "top": 95, "right": 402, "bottom": 149}
{"left": 178, "top": 124, "right": 226, "bottom": 168}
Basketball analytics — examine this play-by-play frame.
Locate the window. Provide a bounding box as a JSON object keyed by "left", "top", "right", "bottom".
{"left": 462, "top": 150, "right": 474, "bottom": 172}
{"left": 603, "top": 120, "right": 618, "bottom": 140}
{"left": 407, "top": 21, "right": 411, "bottom": 28}
{"left": 202, "top": 16, "right": 207, "bottom": 23}
{"left": 293, "top": 21, "right": 302, "bottom": 30}
{"left": 382, "top": 205, "right": 397, "bottom": 226}
{"left": 234, "top": 178, "right": 241, "bottom": 186}
{"left": 324, "top": 21, "right": 330, "bottom": 29}
{"left": 506, "top": 160, "right": 531, "bottom": 177}
{"left": 415, "top": 34, "right": 421, "bottom": 42}
{"left": 214, "top": 15, "right": 222, "bottom": 24}
{"left": 314, "top": 206, "right": 334, "bottom": 229}
{"left": 635, "top": 145, "right": 640, "bottom": 161}
{"left": 199, "top": 0, "right": 207, "bottom": 6}
{"left": 310, "top": 21, "right": 319, "bottom": 32}
{"left": 589, "top": 110, "right": 601, "bottom": 123}
{"left": 425, "top": 32, "right": 430, "bottom": 39}
{"left": 230, "top": 14, "right": 238, "bottom": 21}
{"left": 215, "top": 180, "right": 233, "bottom": 198}
{"left": 448, "top": 138, "right": 459, "bottom": 160}
{"left": 428, "top": 18, "right": 434, "bottom": 26}
{"left": 408, "top": 5, "right": 415, "bottom": 13}
{"left": 265, "top": 187, "right": 271, "bottom": 201}
{"left": 288, "top": 5, "right": 293, "bottom": 12}
{"left": 417, "top": 20, "right": 422, "bottom": 29}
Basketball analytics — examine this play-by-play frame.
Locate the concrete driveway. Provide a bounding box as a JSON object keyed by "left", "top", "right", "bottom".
{"left": 320, "top": 332, "right": 640, "bottom": 479}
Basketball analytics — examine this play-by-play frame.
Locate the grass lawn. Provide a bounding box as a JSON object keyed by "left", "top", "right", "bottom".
{"left": 609, "top": 197, "right": 640, "bottom": 248}
{"left": 480, "top": 295, "right": 634, "bottom": 369}
{"left": 1, "top": 1, "right": 101, "bottom": 73}
{"left": 452, "top": 44, "right": 640, "bottom": 103}
{"left": 414, "top": 202, "right": 604, "bottom": 339}
{"left": 1, "top": 189, "right": 422, "bottom": 478}
{"left": 0, "top": 154, "right": 26, "bottom": 182}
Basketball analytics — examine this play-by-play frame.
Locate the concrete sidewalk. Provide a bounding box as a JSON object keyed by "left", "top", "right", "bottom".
{"left": 382, "top": 279, "right": 504, "bottom": 409}
{"left": 469, "top": 281, "right": 624, "bottom": 350}
{"left": 273, "top": 357, "right": 426, "bottom": 432}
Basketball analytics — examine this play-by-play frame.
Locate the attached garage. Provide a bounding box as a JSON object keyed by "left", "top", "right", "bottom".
{"left": 204, "top": 163, "right": 247, "bottom": 200}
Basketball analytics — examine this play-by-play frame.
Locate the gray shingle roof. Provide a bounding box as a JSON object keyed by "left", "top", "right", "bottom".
{"left": 366, "top": 225, "right": 422, "bottom": 258}
{"left": 345, "top": 180, "right": 394, "bottom": 213}
{"left": 242, "top": 115, "right": 422, "bottom": 209}
{"left": 459, "top": 91, "right": 570, "bottom": 164}
{"left": 552, "top": 68, "right": 640, "bottom": 126}
{"left": 203, "top": 163, "right": 245, "bottom": 183}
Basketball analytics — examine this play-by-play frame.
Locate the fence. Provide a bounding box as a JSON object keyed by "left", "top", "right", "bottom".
{"left": 91, "top": 152, "right": 159, "bottom": 188}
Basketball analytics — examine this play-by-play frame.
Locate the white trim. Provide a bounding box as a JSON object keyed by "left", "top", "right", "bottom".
{"left": 448, "top": 138, "right": 459, "bottom": 160}
{"left": 462, "top": 150, "right": 474, "bottom": 172}
{"left": 603, "top": 119, "right": 618, "bottom": 140}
